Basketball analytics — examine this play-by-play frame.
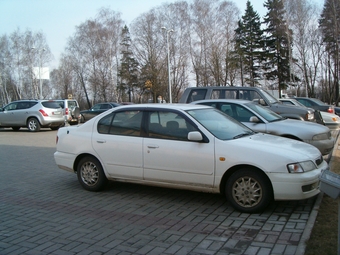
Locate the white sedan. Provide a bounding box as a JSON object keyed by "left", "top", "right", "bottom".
{"left": 54, "top": 104, "right": 328, "bottom": 213}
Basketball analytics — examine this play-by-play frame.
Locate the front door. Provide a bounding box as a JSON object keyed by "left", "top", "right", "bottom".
{"left": 143, "top": 110, "right": 215, "bottom": 187}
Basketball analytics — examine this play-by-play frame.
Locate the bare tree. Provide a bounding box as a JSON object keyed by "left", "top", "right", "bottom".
{"left": 284, "top": 0, "right": 323, "bottom": 98}
{"left": 189, "top": 0, "right": 239, "bottom": 87}
{"left": 131, "top": 9, "right": 168, "bottom": 102}
{"left": 64, "top": 8, "right": 123, "bottom": 107}
{"left": 0, "top": 29, "right": 52, "bottom": 102}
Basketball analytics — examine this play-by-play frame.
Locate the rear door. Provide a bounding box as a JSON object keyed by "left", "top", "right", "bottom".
{"left": 91, "top": 109, "right": 144, "bottom": 180}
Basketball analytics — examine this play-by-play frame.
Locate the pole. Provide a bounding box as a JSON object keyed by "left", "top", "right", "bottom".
{"left": 39, "top": 65, "right": 42, "bottom": 99}
{"left": 162, "top": 27, "right": 173, "bottom": 103}
{"left": 166, "top": 31, "right": 172, "bottom": 103}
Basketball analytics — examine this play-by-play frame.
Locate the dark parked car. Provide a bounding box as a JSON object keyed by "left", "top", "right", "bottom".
{"left": 179, "top": 86, "right": 315, "bottom": 122}
{"left": 295, "top": 97, "right": 340, "bottom": 116}
{"left": 80, "top": 102, "right": 120, "bottom": 123}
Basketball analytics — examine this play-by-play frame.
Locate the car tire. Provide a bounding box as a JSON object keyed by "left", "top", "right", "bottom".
{"left": 27, "top": 118, "right": 41, "bottom": 132}
{"left": 77, "top": 156, "right": 108, "bottom": 191}
{"left": 12, "top": 127, "right": 20, "bottom": 131}
{"left": 226, "top": 168, "right": 273, "bottom": 213}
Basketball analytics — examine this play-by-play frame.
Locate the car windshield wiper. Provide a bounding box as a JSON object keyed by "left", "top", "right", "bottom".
{"left": 233, "top": 132, "right": 252, "bottom": 139}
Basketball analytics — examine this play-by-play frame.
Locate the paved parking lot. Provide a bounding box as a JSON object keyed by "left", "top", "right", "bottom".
{"left": 0, "top": 128, "right": 333, "bottom": 255}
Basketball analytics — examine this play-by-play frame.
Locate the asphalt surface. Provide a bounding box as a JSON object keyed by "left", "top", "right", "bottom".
{"left": 0, "top": 128, "right": 338, "bottom": 255}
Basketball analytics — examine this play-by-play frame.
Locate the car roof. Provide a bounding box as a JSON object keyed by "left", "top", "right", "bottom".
{"left": 192, "top": 99, "right": 251, "bottom": 105}
{"left": 113, "top": 103, "right": 211, "bottom": 111}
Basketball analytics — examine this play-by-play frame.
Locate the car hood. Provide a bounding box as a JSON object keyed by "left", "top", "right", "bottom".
{"left": 225, "top": 132, "right": 322, "bottom": 163}
{"left": 265, "top": 118, "right": 330, "bottom": 134}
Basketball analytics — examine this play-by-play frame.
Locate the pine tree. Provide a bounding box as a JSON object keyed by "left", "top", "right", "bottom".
{"left": 234, "top": 1, "right": 264, "bottom": 87}
{"left": 262, "top": 0, "right": 293, "bottom": 97}
{"left": 118, "top": 25, "right": 140, "bottom": 102}
{"left": 319, "top": 0, "right": 340, "bottom": 104}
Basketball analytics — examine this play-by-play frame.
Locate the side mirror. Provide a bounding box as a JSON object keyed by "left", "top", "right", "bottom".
{"left": 259, "top": 98, "right": 266, "bottom": 106}
{"left": 249, "top": 116, "right": 260, "bottom": 123}
{"left": 188, "top": 131, "right": 203, "bottom": 141}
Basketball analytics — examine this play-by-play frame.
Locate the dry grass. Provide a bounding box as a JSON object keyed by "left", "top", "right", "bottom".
{"left": 305, "top": 155, "right": 340, "bottom": 255}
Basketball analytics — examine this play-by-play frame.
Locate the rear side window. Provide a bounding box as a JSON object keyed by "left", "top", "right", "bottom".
{"left": 97, "top": 110, "right": 142, "bottom": 137}
{"left": 187, "top": 89, "right": 207, "bottom": 103}
{"left": 17, "top": 102, "right": 35, "bottom": 109}
{"left": 41, "top": 101, "right": 62, "bottom": 109}
{"left": 212, "top": 89, "right": 237, "bottom": 99}
{"left": 239, "top": 90, "right": 262, "bottom": 101}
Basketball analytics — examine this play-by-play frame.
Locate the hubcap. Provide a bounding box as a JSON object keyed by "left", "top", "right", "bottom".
{"left": 81, "top": 162, "right": 99, "bottom": 186}
{"left": 232, "top": 176, "right": 262, "bottom": 208}
{"left": 28, "top": 121, "right": 36, "bottom": 131}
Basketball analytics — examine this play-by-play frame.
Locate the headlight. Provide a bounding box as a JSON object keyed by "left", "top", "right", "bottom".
{"left": 313, "top": 132, "right": 330, "bottom": 141}
{"left": 287, "top": 161, "right": 316, "bottom": 173}
{"left": 307, "top": 112, "right": 314, "bottom": 120}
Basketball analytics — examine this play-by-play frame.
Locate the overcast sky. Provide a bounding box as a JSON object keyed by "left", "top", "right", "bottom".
{"left": 0, "top": 0, "right": 323, "bottom": 69}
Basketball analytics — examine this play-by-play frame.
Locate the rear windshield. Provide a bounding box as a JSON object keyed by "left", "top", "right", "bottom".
{"left": 41, "top": 101, "right": 62, "bottom": 109}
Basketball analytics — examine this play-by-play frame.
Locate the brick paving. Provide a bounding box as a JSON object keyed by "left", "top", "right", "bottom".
{"left": 0, "top": 128, "right": 337, "bottom": 255}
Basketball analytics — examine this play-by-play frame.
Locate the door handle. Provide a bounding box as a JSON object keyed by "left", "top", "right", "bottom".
{"left": 147, "top": 144, "right": 159, "bottom": 149}
{"left": 97, "top": 140, "right": 106, "bottom": 143}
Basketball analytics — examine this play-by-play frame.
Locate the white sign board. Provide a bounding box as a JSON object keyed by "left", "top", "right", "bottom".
{"left": 33, "top": 67, "right": 50, "bottom": 80}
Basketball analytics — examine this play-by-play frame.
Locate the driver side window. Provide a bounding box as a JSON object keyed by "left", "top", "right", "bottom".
{"left": 147, "top": 111, "right": 197, "bottom": 141}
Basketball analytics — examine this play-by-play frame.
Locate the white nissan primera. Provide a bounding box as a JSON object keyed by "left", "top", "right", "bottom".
{"left": 54, "top": 104, "right": 329, "bottom": 213}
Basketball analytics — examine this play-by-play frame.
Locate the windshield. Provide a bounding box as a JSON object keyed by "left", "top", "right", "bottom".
{"left": 245, "top": 102, "right": 283, "bottom": 122}
{"left": 186, "top": 108, "right": 254, "bottom": 140}
{"left": 291, "top": 99, "right": 306, "bottom": 108}
{"left": 260, "top": 89, "right": 279, "bottom": 104}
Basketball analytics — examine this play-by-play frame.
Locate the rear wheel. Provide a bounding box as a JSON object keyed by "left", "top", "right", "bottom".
{"left": 77, "top": 156, "right": 108, "bottom": 191}
{"left": 226, "top": 168, "right": 273, "bottom": 213}
{"left": 27, "top": 118, "right": 41, "bottom": 132}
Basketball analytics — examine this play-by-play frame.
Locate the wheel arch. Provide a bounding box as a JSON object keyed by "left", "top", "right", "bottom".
{"left": 73, "top": 153, "right": 103, "bottom": 173}
{"left": 220, "top": 164, "right": 273, "bottom": 196}
{"left": 26, "top": 116, "right": 42, "bottom": 125}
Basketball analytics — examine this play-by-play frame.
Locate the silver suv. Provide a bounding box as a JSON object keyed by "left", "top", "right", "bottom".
{"left": 0, "top": 100, "right": 65, "bottom": 132}
{"left": 55, "top": 99, "right": 80, "bottom": 125}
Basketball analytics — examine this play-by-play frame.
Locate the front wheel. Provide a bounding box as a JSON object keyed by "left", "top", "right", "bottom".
{"left": 226, "top": 168, "right": 273, "bottom": 213}
{"left": 27, "top": 118, "right": 41, "bottom": 132}
{"left": 77, "top": 156, "right": 108, "bottom": 191}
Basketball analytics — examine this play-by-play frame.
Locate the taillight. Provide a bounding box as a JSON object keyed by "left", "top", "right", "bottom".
{"left": 39, "top": 109, "right": 49, "bottom": 117}
{"left": 328, "top": 107, "right": 334, "bottom": 114}
{"left": 65, "top": 108, "right": 69, "bottom": 115}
